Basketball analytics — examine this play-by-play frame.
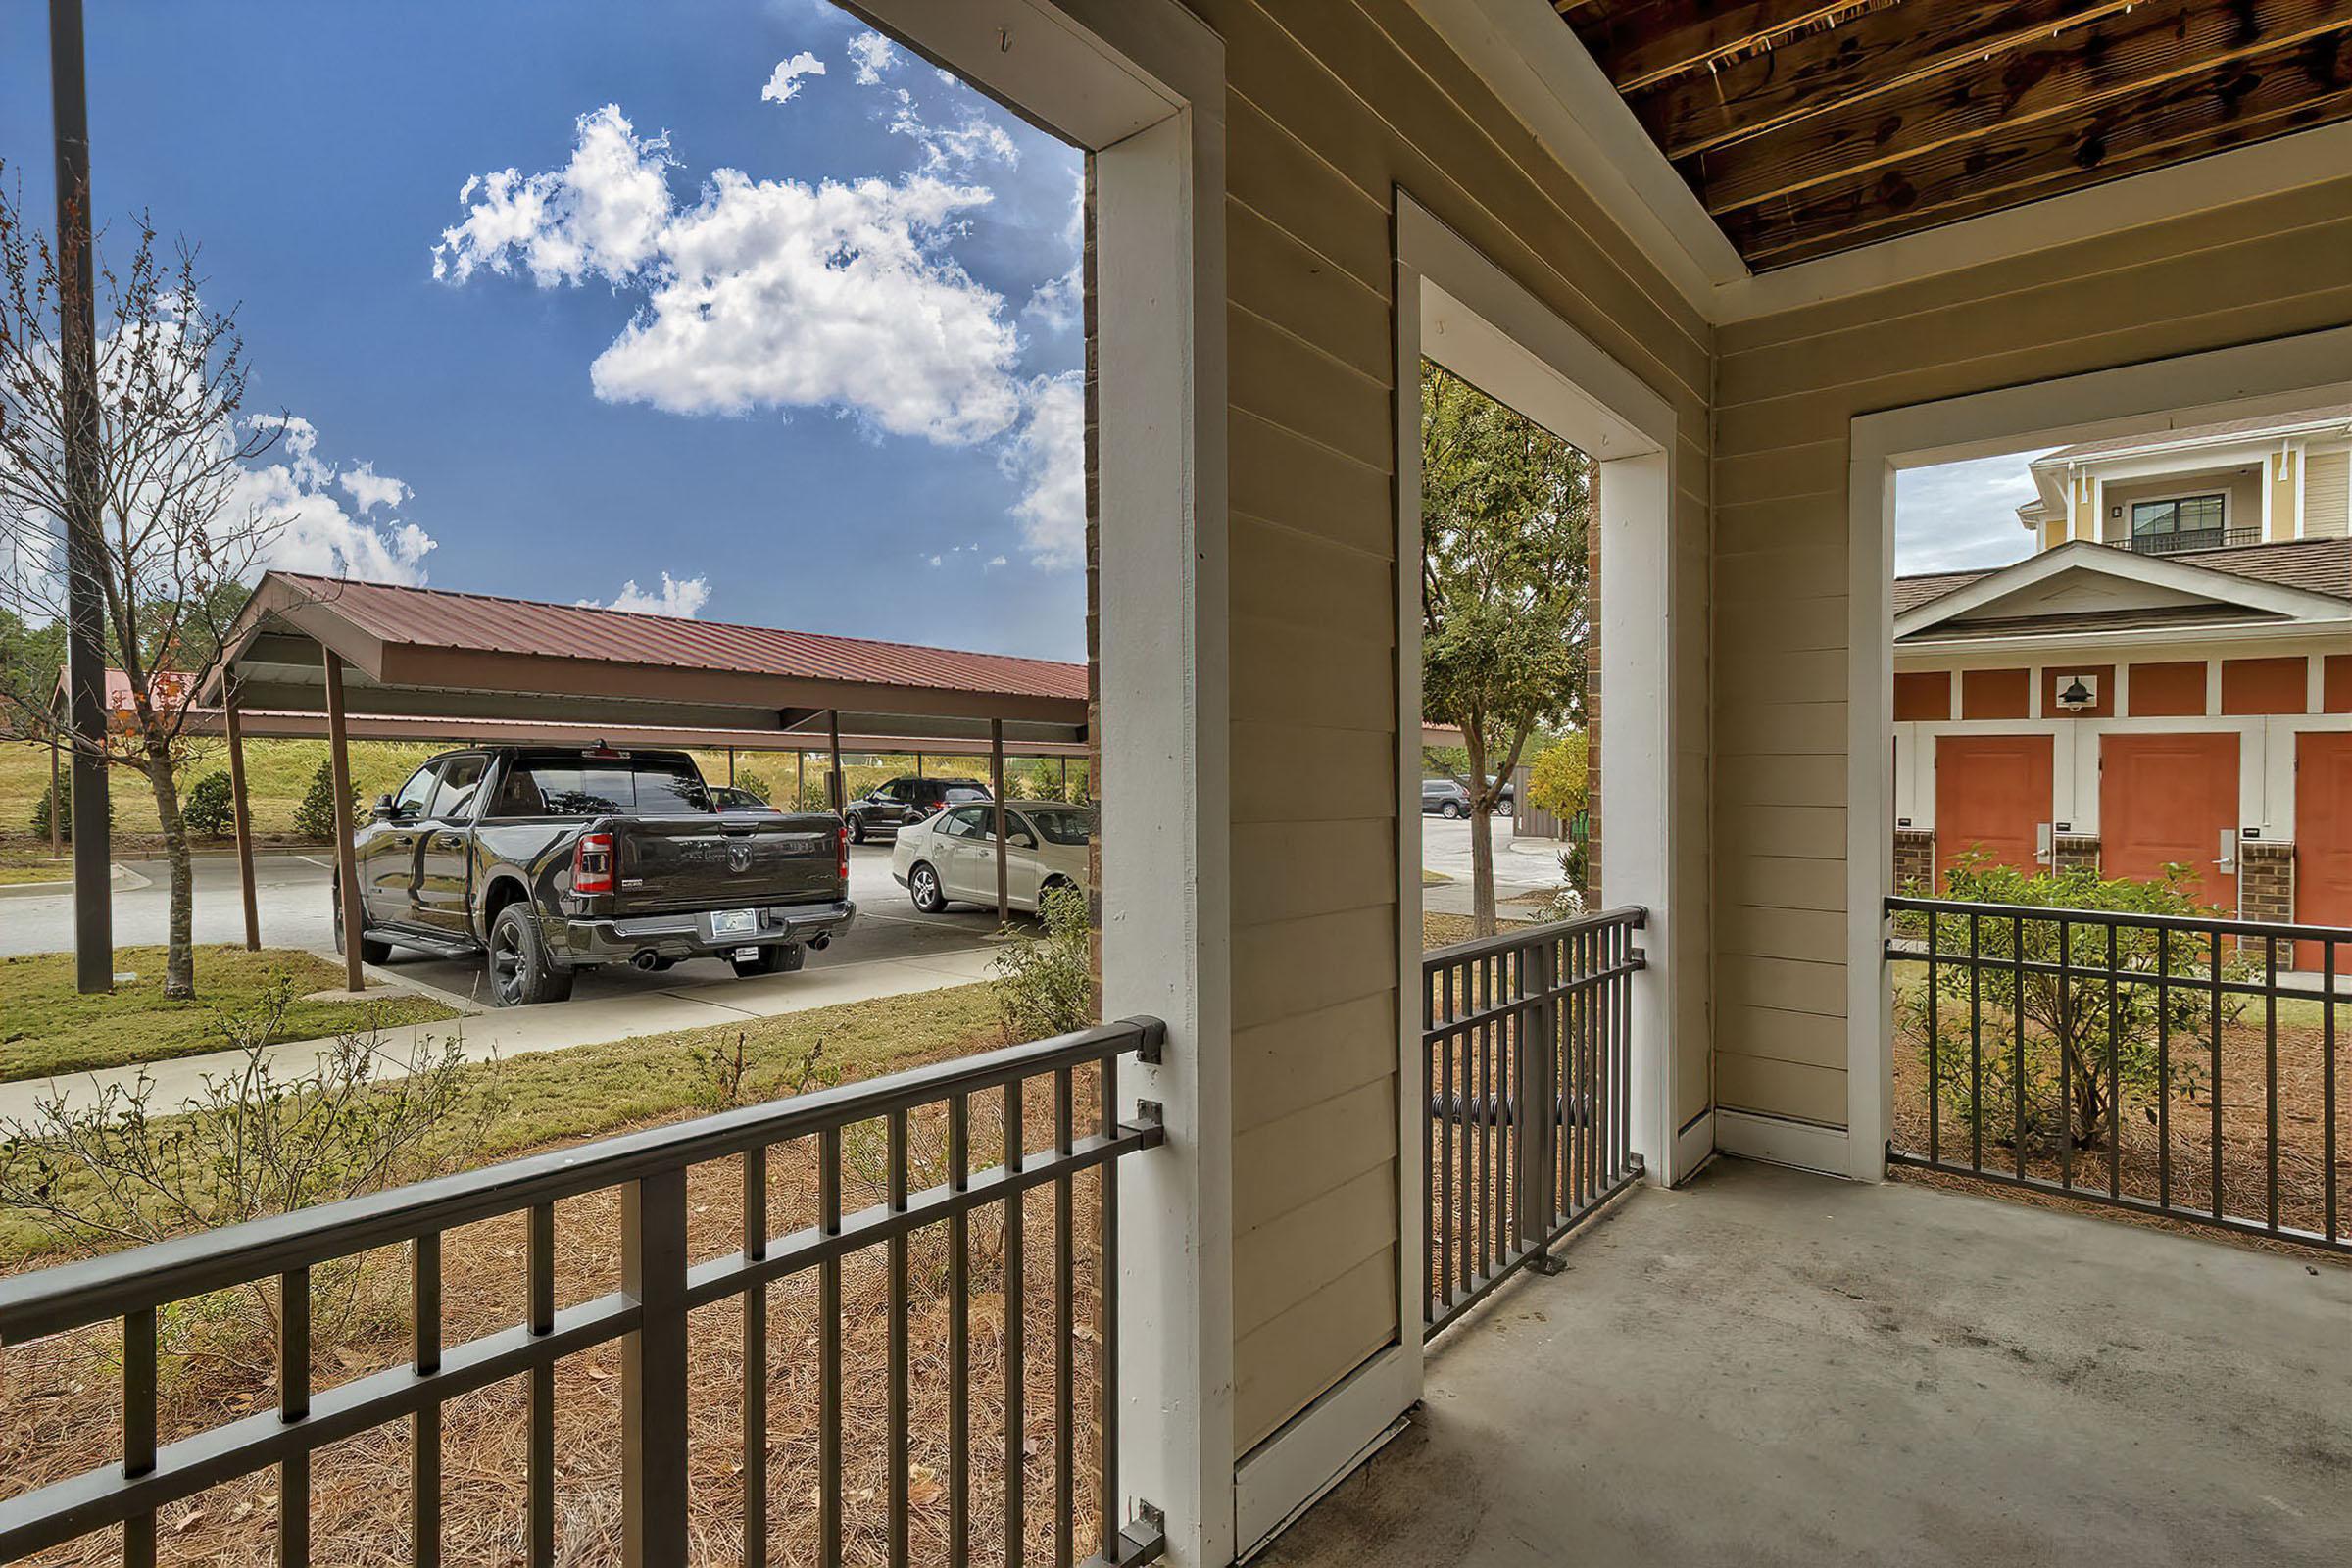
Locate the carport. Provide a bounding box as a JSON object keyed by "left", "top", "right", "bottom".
{"left": 196, "top": 571, "right": 1090, "bottom": 988}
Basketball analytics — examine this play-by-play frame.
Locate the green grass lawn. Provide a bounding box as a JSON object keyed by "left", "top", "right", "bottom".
{"left": 0, "top": 946, "right": 461, "bottom": 1084}
{"left": 0, "top": 980, "right": 1004, "bottom": 1263}
{"left": 0, "top": 850, "right": 74, "bottom": 886}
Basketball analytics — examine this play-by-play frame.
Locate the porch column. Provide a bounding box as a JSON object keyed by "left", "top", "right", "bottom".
{"left": 223, "top": 679, "right": 260, "bottom": 951}
{"left": 826, "top": 710, "right": 843, "bottom": 813}
{"left": 991, "top": 718, "right": 1008, "bottom": 922}
{"left": 323, "top": 650, "right": 365, "bottom": 993}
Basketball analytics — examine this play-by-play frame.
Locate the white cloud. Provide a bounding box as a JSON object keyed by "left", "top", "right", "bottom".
{"left": 999, "top": 372, "right": 1084, "bottom": 568}
{"left": 1023, "top": 172, "right": 1085, "bottom": 333}
{"left": 761, "top": 51, "right": 827, "bottom": 105}
{"left": 580, "top": 572, "right": 711, "bottom": 616}
{"left": 432, "top": 106, "right": 676, "bottom": 286}
{"left": 847, "top": 29, "right": 899, "bottom": 85}
{"left": 1894, "top": 449, "right": 2056, "bottom": 574}
{"left": 888, "top": 92, "right": 1019, "bottom": 174}
{"left": 336, "top": 460, "right": 410, "bottom": 515}
{"left": 590, "top": 171, "right": 1020, "bottom": 442}
{"left": 233, "top": 417, "right": 436, "bottom": 584}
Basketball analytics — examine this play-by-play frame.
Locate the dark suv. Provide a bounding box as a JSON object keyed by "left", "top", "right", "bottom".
{"left": 1422, "top": 776, "right": 1514, "bottom": 818}
{"left": 843, "top": 775, "right": 992, "bottom": 843}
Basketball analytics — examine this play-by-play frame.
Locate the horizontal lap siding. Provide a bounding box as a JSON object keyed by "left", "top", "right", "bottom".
{"left": 1712, "top": 175, "right": 2352, "bottom": 1130}
{"left": 1195, "top": 0, "right": 1714, "bottom": 1453}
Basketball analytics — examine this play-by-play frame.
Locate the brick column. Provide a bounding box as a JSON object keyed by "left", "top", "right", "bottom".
{"left": 1892, "top": 829, "right": 1936, "bottom": 894}
{"left": 2053, "top": 835, "right": 2100, "bottom": 875}
{"left": 2239, "top": 841, "right": 2295, "bottom": 969}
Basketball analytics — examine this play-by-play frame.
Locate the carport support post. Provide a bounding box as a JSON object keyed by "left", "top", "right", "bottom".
{"left": 991, "top": 718, "right": 1008, "bottom": 923}
{"left": 223, "top": 680, "right": 260, "bottom": 951}
{"left": 826, "top": 711, "right": 844, "bottom": 814}
{"left": 323, "top": 650, "right": 365, "bottom": 993}
{"left": 48, "top": 732, "right": 61, "bottom": 855}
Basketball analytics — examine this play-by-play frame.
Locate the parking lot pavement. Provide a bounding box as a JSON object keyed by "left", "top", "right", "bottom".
{"left": 0, "top": 840, "right": 1006, "bottom": 995}
{"left": 1420, "top": 814, "right": 1567, "bottom": 915}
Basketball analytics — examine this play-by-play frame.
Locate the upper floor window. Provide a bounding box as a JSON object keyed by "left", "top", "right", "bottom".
{"left": 2131, "top": 493, "right": 2225, "bottom": 538}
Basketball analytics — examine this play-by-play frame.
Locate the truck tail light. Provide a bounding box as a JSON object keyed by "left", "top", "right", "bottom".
{"left": 838, "top": 823, "right": 850, "bottom": 885}
{"left": 574, "top": 831, "right": 614, "bottom": 895}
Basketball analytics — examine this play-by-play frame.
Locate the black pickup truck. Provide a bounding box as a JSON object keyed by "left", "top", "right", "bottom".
{"left": 334, "top": 746, "right": 855, "bottom": 1006}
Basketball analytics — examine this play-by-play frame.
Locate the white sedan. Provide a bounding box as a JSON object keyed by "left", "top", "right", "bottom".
{"left": 890, "top": 800, "right": 1094, "bottom": 914}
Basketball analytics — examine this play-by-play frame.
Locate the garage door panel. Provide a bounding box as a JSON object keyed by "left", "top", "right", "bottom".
{"left": 2297, "top": 734, "right": 2352, "bottom": 974}
{"left": 2101, "top": 732, "right": 2237, "bottom": 910}
{"left": 1936, "top": 735, "right": 2053, "bottom": 882}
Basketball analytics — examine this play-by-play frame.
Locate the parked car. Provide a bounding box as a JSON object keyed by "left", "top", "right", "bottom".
{"left": 1421, "top": 776, "right": 1515, "bottom": 818}
{"left": 337, "top": 746, "right": 854, "bottom": 1006}
{"left": 709, "top": 785, "right": 779, "bottom": 813}
{"left": 890, "top": 801, "right": 1093, "bottom": 914}
{"left": 843, "top": 774, "right": 993, "bottom": 843}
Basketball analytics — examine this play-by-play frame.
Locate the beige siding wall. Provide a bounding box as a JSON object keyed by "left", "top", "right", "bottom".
{"left": 2306, "top": 448, "right": 2350, "bottom": 537}
{"left": 1713, "top": 174, "right": 2352, "bottom": 1131}
{"left": 1193, "top": 0, "right": 1714, "bottom": 1453}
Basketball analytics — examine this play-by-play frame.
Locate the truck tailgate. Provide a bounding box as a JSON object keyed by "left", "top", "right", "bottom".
{"left": 612, "top": 814, "right": 841, "bottom": 914}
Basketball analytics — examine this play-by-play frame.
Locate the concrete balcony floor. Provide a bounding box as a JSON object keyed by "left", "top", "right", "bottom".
{"left": 1260, "top": 1157, "right": 2350, "bottom": 1568}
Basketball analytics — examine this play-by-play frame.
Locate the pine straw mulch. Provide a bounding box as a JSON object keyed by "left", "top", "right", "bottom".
{"left": 1891, "top": 1008, "right": 2352, "bottom": 1264}
{"left": 1, "top": 1047, "right": 1118, "bottom": 1566}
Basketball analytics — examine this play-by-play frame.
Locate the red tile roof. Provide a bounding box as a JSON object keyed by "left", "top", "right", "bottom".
{"left": 263, "top": 572, "right": 1086, "bottom": 702}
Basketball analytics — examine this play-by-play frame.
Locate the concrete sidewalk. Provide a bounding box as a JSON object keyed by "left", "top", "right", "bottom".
{"left": 0, "top": 944, "right": 1001, "bottom": 1128}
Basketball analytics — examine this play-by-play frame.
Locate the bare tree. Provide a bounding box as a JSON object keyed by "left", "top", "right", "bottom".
{"left": 0, "top": 178, "right": 282, "bottom": 998}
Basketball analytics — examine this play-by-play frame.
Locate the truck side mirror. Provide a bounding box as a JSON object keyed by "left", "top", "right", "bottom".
{"left": 371, "top": 793, "right": 397, "bottom": 820}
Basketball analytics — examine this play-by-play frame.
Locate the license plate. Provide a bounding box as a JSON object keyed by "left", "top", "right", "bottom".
{"left": 710, "top": 909, "right": 758, "bottom": 939}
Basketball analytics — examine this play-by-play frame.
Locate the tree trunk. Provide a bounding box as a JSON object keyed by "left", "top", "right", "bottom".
{"left": 143, "top": 739, "right": 196, "bottom": 1000}
{"left": 1465, "top": 724, "right": 1495, "bottom": 938}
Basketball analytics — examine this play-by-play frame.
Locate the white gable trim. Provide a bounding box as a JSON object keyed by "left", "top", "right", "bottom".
{"left": 1892, "top": 540, "right": 2352, "bottom": 640}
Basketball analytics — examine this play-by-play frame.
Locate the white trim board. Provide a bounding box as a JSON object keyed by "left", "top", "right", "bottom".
{"left": 1847, "top": 326, "right": 2352, "bottom": 1186}
{"left": 858, "top": 5, "right": 1236, "bottom": 1562}
{"left": 1234, "top": 1345, "right": 1414, "bottom": 1560}
{"left": 1408, "top": 0, "right": 2352, "bottom": 325}
{"left": 1714, "top": 1110, "right": 1852, "bottom": 1178}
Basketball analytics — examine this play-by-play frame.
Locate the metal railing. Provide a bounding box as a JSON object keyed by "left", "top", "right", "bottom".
{"left": 1424, "top": 908, "right": 1645, "bottom": 1338}
{"left": 2124, "top": 525, "right": 2261, "bottom": 556}
{"left": 1886, "top": 896, "right": 2345, "bottom": 1253}
{"left": 0, "top": 1019, "right": 1170, "bottom": 1567}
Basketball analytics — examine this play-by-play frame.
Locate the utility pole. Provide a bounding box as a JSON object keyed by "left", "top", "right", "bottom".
{"left": 50, "top": 0, "right": 113, "bottom": 993}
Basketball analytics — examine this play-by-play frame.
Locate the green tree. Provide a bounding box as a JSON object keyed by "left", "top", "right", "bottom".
{"left": 1526, "top": 731, "right": 1587, "bottom": 817}
{"left": 1419, "top": 362, "right": 1592, "bottom": 934}
{"left": 1901, "top": 855, "right": 2250, "bottom": 1157}
{"left": 292, "top": 758, "right": 356, "bottom": 842}
{"left": 182, "top": 770, "right": 235, "bottom": 838}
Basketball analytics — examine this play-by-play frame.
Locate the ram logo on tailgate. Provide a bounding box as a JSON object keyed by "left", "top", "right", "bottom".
{"left": 727, "top": 841, "right": 752, "bottom": 874}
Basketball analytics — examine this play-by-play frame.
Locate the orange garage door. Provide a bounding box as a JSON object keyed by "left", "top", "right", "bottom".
{"left": 2298, "top": 733, "right": 2352, "bottom": 974}
{"left": 1936, "top": 734, "right": 2053, "bottom": 882}
{"left": 2102, "top": 732, "right": 2237, "bottom": 908}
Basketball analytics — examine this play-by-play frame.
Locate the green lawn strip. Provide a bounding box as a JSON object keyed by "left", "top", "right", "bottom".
{"left": 0, "top": 946, "right": 461, "bottom": 1083}
{"left": 0, "top": 981, "right": 1004, "bottom": 1266}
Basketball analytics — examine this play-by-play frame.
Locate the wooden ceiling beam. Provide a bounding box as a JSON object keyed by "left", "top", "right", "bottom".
{"left": 1694, "top": 0, "right": 2350, "bottom": 218}
{"left": 1636, "top": 0, "right": 2144, "bottom": 162}
{"left": 1558, "top": 0, "right": 1885, "bottom": 92}
{"left": 1724, "top": 27, "right": 2352, "bottom": 266}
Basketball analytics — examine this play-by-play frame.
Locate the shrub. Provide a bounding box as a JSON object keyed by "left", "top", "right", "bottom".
{"left": 291, "top": 757, "right": 357, "bottom": 841}
{"left": 1527, "top": 732, "right": 1588, "bottom": 818}
{"left": 181, "top": 770, "right": 235, "bottom": 837}
{"left": 1900, "top": 854, "right": 2250, "bottom": 1156}
{"left": 29, "top": 775, "right": 114, "bottom": 842}
{"left": 991, "top": 882, "right": 1095, "bottom": 1042}
{"left": 0, "top": 984, "right": 505, "bottom": 1374}
{"left": 732, "top": 770, "right": 773, "bottom": 804}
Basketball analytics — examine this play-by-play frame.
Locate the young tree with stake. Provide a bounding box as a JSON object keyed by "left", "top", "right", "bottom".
{"left": 0, "top": 184, "right": 279, "bottom": 999}
{"left": 1419, "top": 362, "right": 1592, "bottom": 936}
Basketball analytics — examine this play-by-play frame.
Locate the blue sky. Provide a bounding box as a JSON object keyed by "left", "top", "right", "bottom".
{"left": 1894, "top": 447, "right": 2058, "bottom": 575}
{"left": 0, "top": 0, "right": 1087, "bottom": 657}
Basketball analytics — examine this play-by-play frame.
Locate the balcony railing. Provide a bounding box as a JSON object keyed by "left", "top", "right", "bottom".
{"left": 2122, "top": 525, "right": 2261, "bottom": 556}
{"left": 1424, "top": 908, "right": 1645, "bottom": 1337}
{"left": 0, "top": 1019, "right": 1170, "bottom": 1567}
{"left": 1885, "top": 896, "right": 2345, "bottom": 1253}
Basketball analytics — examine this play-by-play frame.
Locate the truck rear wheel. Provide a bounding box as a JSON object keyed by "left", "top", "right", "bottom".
{"left": 487, "top": 903, "right": 573, "bottom": 1007}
